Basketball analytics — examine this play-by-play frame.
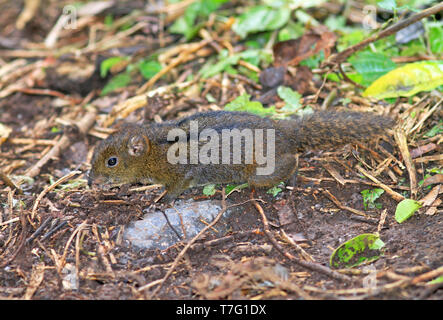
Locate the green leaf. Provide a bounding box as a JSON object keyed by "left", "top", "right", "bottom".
{"left": 301, "top": 50, "right": 326, "bottom": 69}
{"left": 119, "top": 21, "right": 134, "bottom": 31}
{"left": 170, "top": 17, "right": 202, "bottom": 41}
{"left": 200, "top": 51, "right": 241, "bottom": 79}
{"left": 224, "top": 94, "right": 276, "bottom": 117}
{"left": 233, "top": 5, "right": 290, "bottom": 39}
{"left": 427, "top": 167, "right": 443, "bottom": 174}
{"left": 363, "top": 61, "right": 443, "bottom": 99}
{"left": 326, "top": 73, "right": 341, "bottom": 82}
{"left": 278, "top": 21, "right": 305, "bottom": 42}
{"left": 424, "top": 121, "right": 443, "bottom": 137}
{"left": 377, "top": 0, "right": 397, "bottom": 11}
{"left": 264, "top": 0, "right": 328, "bottom": 8}
{"left": 429, "top": 25, "right": 443, "bottom": 54}
{"left": 100, "top": 56, "right": 128, "bottom": 78}
{"left": 58, "top": 179, "right": 87, "bottom": 191}
{"left": 371, "top": 238, "right": 386, "bottom": 250}
{"left": 104, "top": 14, "right": 114, "bottom": 26}
{"left": 337, "top": 30, "right": 365, "bottom": 52}
{"left": 428, "top": 275, "right": 443, "bottom": 285}
{"left": 205, "top": 93, "right": 216, "bottom": 103}
{"left": 203, "top": 184, "right": 217, "bottom": 196}
{"left": 200, "top": 49, "right": 267, "bottom": 79}
{"left": 349, "top": 52, "right": 396, "bottom": 86}
{"left": 267, "top": 186, "right": 282, "bottom": 197}
{"left": 400, "top": 39, "right": 427, "bottom": 57}
{"left": 225, "top": 91, "right": 303, "bottom": 119}
{"left": 195, "top": 0, "right": 229, "bottom": 16}
{"left": 395, "top": 199, "right": 422, "bottom": 223}
{"left": 361, "top": 188, "right": 385, "bottom": 210}
{"left": 330, "top": 233, "right": 385, "bottom": 269}
{"left": 418, "top": 174, "right": 430, "bottom": 187}
{"left": 101, "top": 73, "right": 131, "bottom": 95}
{"left": 170, "top": 0, "right": 229, "bottom": 40}
{"left": 294, "top": 9, "right": 319, "bottom": 26}
{"left": 277, "top": 86, "right": 302, "bottom": 112}
{"left": 324, "top": 15, "right": 347, "bottom": 32}
{"left": 226, "top": 183, "right": 248, "bottom": 195}
{"left": 238, "top": 65, "right": 259, "bottom": 82}
{"left": 138, "top": 60, "right": 162, "bottom": 80}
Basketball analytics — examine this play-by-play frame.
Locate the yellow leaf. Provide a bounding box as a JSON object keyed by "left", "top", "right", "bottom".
{"left": 363, "top": 61, "right": 443, "bottom": 99}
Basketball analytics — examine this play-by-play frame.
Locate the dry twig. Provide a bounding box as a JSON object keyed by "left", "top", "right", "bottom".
{"left": 325, "top": 3, "right": 443, "bottom": 66}
{"left": 31, "top": 170, "right": 81, "bottom": 220}
{"left": 26, "top": 107, "right": 97, "bottom": 178}
{"left": 394, "top": 129, "right": 417, "bottom": 198}
{"left": 0, "top": 171, "right": 23, "bottom": 194}
{"left": 356, "top": 165, "right": 405, "bottom": 202}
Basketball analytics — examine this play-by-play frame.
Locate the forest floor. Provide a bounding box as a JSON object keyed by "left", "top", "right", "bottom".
{"left": 0, "top": 0, "right": 442, "bottom": 300}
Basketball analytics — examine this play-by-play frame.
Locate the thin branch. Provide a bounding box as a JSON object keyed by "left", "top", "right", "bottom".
{"left": 25, "top": 107, "right": 97, "bottom": 178}
{"left": 0, "top": 171, "right": 23, "bottom": 194}
{"left": 325, "top": 2, "right": 443, "bottom": 66}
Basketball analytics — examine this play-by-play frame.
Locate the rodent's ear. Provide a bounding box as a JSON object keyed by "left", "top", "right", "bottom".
{"left": 128, "top": 135, "right": 150, "bottom": 156}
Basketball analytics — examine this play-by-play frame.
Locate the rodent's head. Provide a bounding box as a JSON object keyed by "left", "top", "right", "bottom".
{"left": 88, "top": 124, "right": 151, "bottom": 188}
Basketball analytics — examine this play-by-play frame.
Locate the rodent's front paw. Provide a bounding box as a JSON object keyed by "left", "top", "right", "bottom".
{"left": 152, "top": 188, "right": 178, "bottom": 204}
{"left": 149, "top": 201, "right": 172, "bottom": 212}
{"left": 160, "top": 193, "right": 178, "bottom": 204}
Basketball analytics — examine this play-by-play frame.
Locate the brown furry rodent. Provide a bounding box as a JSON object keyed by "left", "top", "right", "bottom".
{"left": 88, "top": 110, "right": 394, "bottom": 201}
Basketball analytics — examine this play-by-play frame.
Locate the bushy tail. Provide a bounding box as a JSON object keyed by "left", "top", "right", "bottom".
{"left": 291, "top": 111, "right": 394, "bottom": 152}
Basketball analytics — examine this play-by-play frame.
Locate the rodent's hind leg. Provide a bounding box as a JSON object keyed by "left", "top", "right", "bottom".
{"left": 248, "top": 153, "right": 298, "bottom": 189}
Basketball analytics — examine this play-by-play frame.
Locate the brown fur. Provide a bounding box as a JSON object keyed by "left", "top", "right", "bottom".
{"left": 89, "top": 111, "right": 394, "bottom": 201}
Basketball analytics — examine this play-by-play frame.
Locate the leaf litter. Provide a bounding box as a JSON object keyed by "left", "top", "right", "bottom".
{"left": 0, "top": 0, "right": 442, "bottom": 300}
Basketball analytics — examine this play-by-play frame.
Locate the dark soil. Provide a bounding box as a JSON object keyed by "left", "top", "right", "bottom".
{"left": 0, "top": 1, "right": 442, "bottom": 301}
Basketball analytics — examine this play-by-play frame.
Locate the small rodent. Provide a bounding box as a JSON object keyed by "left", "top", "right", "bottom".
{"left": 88, "top": 110, "right": 394, "bottom": 201}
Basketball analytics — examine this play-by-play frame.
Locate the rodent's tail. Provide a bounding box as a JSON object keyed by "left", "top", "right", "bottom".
{"left": 291, "top": 111, "right": 395, "bottom": 152}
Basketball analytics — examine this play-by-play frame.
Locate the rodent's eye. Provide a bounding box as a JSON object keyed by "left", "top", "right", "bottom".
{"left": 106, "top": 156, "right": 118, "bottom": 168}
